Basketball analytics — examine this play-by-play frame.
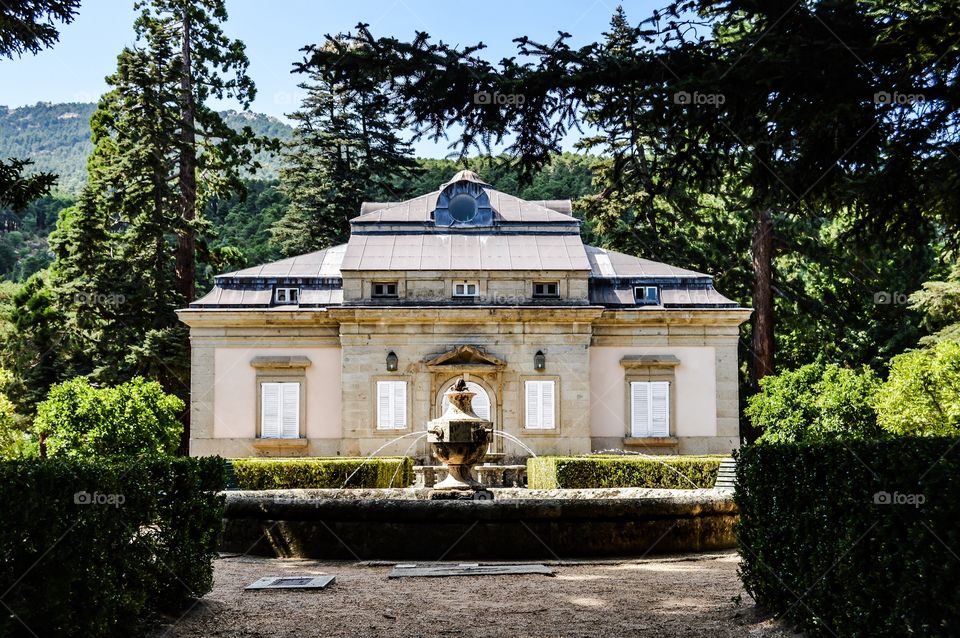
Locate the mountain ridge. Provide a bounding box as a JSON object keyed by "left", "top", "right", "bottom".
{"left": 0, "top": 101, "right": 293, "bottom": 193}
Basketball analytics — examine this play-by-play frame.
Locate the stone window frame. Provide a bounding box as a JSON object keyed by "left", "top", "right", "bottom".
{"left": 519, "top": 374, "right": 562, "bottom": 434}
{"left": 251, "top": 356, "right": 310, "bottom": 447}
{"left": 620, "top": 355, "right": 678, "bottom": 445}
{"left": 532, "top": 281, "right": 560, "bottom": 299}
{"left": 372, "top": 281, "right": 400, "bottom": 298}
{"left": 369, "top": 374, "right": 413, "bottom": 434}
{"left": 452, "top": 280, "right": 480, "bottom": 298}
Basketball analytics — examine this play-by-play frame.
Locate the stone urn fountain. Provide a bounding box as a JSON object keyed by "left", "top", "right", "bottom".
{"left": 427, "top": 378, "right": 494, "bottom": 499}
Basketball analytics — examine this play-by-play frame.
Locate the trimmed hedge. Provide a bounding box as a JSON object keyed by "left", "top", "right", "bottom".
{"left": 527, "top": 455, "right": 723, "bottom": 489}
{"left": 736, "top": 439, "right": 960, "bottom": 636}
{"left": 0, "top": 456, "right": 225, "bottom": 637}
{"left": 232, "top": 456, "right": 414, "bottom": 489}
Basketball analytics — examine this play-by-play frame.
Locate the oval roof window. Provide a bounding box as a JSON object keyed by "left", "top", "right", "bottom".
{"left": 448, "top": 192, "right": 478, "bottom": 222}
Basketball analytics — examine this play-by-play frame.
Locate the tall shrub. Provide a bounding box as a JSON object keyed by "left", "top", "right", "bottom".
{"left": 0, "top": 456, "right": 224, "bottom": 637}
{"left": 34, "top": 376, "right": 183, "bottom": 458}
{"left": 874, "top": 340, "right": 960, "bottom": 436}
{"left": 736, "top": 440, "right": 960, "bottom": 636}
{"left": 745, "top": 361, "right": 883, "bottom": 443}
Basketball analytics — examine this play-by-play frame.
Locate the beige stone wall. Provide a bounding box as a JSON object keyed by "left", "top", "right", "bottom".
{"left": 212, "top": 347, "right": 342, "bottom": 439}
{"left": 587, "top": 310, "right": 746, "bottom": 455}
{"left": 341, "top": 269, "right": 590, "bottom": 304}
{"left": 589, "top": 345, "right": 718, "bottom": 438}
{"left": 336, "top": 307, "right": 600, "bottom": 458}
{"left": 178, "top": 306, "right": 749, "bottom": 460}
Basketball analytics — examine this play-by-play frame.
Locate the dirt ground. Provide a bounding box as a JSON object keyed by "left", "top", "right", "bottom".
{"left": 153, "top": 551, "right": 798, "bottom": 638}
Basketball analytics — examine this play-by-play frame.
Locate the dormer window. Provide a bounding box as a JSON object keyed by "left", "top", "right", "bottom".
{"left": 533, "top": 281, "right": 560, "bottom": 298}
{"left": 635, "top": 286, "right": 659, "bottom": 305}
{"left": 372, "top": 281, "right": 399, "bottom": 298}
{"left": 453, "top": 281, "right": 478, "bottom": 297}
{"left": 448, "top": 193, "right": 478, "bottom": 222}
{"left": 274, "top": 287, "right": 299, "bottom": 305}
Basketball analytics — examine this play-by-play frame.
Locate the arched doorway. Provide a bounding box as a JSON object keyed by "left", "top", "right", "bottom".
{"left": 438, "top": 380, "right": 491, "bottom": 420}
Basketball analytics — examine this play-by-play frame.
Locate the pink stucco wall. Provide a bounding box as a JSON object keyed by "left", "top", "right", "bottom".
{"left": 589, "top": 346, "right": 717, "bottom": 438}
{"left": 213, "top": 347, "right": 342, "bottom": 439}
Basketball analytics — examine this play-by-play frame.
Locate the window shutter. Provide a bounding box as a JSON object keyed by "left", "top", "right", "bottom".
{"left": 525, "top": 381, "right": 541, "bottom": 428}
{"left": 540, "top": 381, "right": 555, "bottom": 428}
{"left": 630, "top": 382, "right": 650, "bottom": 437}
{"left": 378, "top": 381, "right": 407, "bottom": 429}
{"left": 281, "top": 383, "right": 300, "bottom": 438}
{"left": 392, "top": 382, "right": 406, "bottom": 429}
{"left": 650, "top": 382, "right": 669, "bottom": 436}
{"left": 261, "top": 383, "right": 281, "bottom": 438}
{"left": 377, "top": 382, "right": 392, "bottom": 429}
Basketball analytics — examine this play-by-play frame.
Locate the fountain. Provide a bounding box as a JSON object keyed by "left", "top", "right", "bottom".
{"left": 426, "top": 377, "right": 494, "bottom": 499}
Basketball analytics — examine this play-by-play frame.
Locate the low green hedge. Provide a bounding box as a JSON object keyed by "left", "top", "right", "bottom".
{"left": 0, "top": 456, "right": 224, "bottom": 637}
{"left": 231, "top": 456, "right": 414, "bottom": 489}
{"left": 736, "top": 439, "right": 960, "bottom": 636}
{"left": 527, "top": 455, "right": 723, "bottom": 489}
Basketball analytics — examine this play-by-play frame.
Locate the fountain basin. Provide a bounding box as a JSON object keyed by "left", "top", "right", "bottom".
{"left": 221, "top": 488, "right": 737, "bottom": 559}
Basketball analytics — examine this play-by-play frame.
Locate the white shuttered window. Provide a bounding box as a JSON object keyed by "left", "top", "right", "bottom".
{"left": 630, "top": 381, "right": 670, "bottom": 437}
{"left": 524, "top": 380, "right": 556, "bottom": 429}
{"left": 377, "top": 381, "right": 408, "bottom": 430}
{"left": 260, "top": 382, "right": 300, "bottom": 439}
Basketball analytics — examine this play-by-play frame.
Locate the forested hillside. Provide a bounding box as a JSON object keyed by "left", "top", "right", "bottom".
{"left": 0, "top": 102, "right": 292, "bottom": 192}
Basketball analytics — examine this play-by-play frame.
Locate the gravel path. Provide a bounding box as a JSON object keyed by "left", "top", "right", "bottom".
{"left": 153, "top": 551, "right": 798, "bottom": 638}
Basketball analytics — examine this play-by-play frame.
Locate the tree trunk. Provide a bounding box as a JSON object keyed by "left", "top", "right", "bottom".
{"left": 176, "top": 6, "right": 196, "bottom": 453}
{"left": 175, "top": 6, "right": 196, "bottom": 304}
{"left": 749, "top": 205, "right": 775, "bottom": 431}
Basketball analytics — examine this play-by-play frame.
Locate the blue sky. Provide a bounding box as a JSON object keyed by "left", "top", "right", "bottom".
{"left": 0, "top": 0, "right": 663, "bottom": 157}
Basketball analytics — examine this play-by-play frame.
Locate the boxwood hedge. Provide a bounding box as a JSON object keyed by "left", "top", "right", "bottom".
{"left": 736, "top": 439, "right": 960, "bottom": 636}
{"left": 527, "top": 455, "right": 723, "bottom": 489}
{"left": 231, "top": 456, "right": 414, "bottom": 489}
{"left": 0, "top": 456, "right": 224, "bottom": 637}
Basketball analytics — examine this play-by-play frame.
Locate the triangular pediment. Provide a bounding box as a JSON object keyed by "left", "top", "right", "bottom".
{"left": 425, "top": 345, "right": 505, "bottom": 368}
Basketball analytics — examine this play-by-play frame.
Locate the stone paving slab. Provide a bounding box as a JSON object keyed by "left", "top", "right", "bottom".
{"left": 387, "top": 563, "right": 554, "bottom": 578}
{"left": 245, "top": 575, "right": 336, "bottom": 590}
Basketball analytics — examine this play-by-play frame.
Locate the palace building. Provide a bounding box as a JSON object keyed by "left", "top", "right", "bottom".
{"left": 177, "top": 170, "right": 750, "bottom": 460}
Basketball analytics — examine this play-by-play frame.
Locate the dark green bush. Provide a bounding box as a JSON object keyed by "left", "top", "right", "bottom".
{"left": 232, "top": 456, "right": 414, "bottom": 489}
{"left": 0, "top": 456, "right": 225, "bottom": 637}
{"left": 736, "top": 439, "right": 960, "bottom": 637}
{"left": 527, "top": 455, "right": 723, "bottom": 489}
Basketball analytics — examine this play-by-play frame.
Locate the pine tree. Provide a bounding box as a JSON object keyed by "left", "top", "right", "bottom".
{"left": 44, "top": 0, "right": 262, "bottom": 446}
{"left": 272, "top": 41, "right": 418, "bottom": 255}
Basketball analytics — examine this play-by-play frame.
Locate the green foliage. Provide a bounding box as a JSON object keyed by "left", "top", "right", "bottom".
{"left": 735, "top": 439, "right": 960, "bottom": 636}
{"left": 273, "top": 39, "right": 419, "bottom": 255}
{"left": 1, "top": 271, "right": 70, "bottom": 414}
{"left": 0, "top": 369, "right": 31, "bottom": 459}
{"left": 35, "top": 376, "right": 184, "bottom": 459}
{"left": 527, "top": 455, "right": 723, "bottom": 489}
{"left": 746, "top": 361, "right": 884, "bottom": 443}
{"left": 0, "top": 0, "right": 79, "bottom": 59}
{"left": 911, "top": 262, "right": 960, "bottom": 345}
{"left": 232, "top": 456, "right": 414, "bottom": 489}
{"left": 0, "top": 456, "right": 224, "bottom": 636}
{"left": 874, "top": 340, "right": 960, "bottom": 436}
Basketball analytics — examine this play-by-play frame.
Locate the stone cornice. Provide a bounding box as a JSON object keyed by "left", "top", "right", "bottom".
{"left": 176, "top": 305, "right": 750, "bottom": 331}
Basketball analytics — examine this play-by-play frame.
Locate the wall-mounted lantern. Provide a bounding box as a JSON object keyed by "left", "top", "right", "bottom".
{"left": 386, "top": 351, "right": 398, "bottom": 372}
{"left": 534, "top": 350, "right": 546, "bottom": 372}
